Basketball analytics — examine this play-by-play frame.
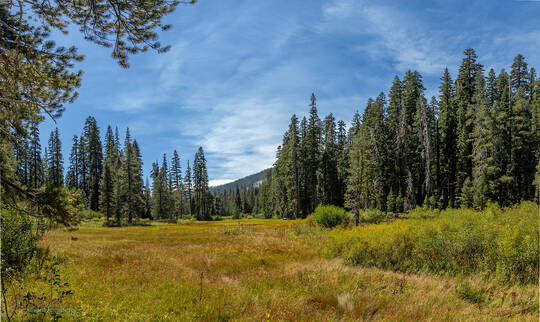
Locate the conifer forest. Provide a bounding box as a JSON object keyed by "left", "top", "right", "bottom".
{"left": 1, "top": 0, "right": 539, "bottom": 320}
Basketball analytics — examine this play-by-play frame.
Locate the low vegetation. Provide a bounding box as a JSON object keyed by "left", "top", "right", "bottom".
{"left": 3, "top": 208, "right": 538, "bottom": 321}
{"left": 325, "top": 202, "right": 539, "bottom": 284}
{"left": 310, "top": 205, "right": 351, "bottom": 228}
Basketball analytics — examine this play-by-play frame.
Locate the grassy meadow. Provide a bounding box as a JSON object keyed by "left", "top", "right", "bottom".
{"left": 5, "top": 208, "right": 539, "bottom": 321}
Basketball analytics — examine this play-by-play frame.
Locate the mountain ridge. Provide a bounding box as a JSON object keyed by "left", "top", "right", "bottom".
{"left": 210, "top": 168, "right": 271, "bottom": 193}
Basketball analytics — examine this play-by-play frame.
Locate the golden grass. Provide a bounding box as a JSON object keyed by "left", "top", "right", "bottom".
{"left": 6, "top": 219, "right": 539, "bottom": 321}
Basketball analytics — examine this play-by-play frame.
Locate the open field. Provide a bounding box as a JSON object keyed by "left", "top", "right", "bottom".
{"left": 6, "top": 218, "right": 539, "bottom": 321}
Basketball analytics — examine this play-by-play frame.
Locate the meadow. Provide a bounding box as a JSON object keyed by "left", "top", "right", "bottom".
{"left": 5, "top": 208, "right": 539, "bottom": 321}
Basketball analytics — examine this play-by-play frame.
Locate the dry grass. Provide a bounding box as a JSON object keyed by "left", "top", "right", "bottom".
{"left": 6, "top": 219, "right": 538, "bottom": 321}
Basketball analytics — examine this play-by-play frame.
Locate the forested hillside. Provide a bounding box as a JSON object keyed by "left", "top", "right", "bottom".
{"left": 210, "top": 168, "right": 270, "bottom": 192}
{"left": 255, "top": 49, "right": 539, "bottom": 220}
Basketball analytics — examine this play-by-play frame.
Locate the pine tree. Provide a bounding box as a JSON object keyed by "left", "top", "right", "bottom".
{"left": 371, "top": 93, "right": 387, "bottom": 211}
{"left": 100, "top": 126, "right": 118, "bottom": 222}
{"left": 78, "top": 134, "right": 89, "bottom": 198}
{"left": 184, "top": 161, "right": 193, "bottom": 216}
{"left": 455, "top": 49, "right": 483, "bottom": 200}
{"left": 143, "top": 177, "right": 152, "bottom": 219}
{"left": 490, "top": 70, "right": 513, "bottom": 204}
{"left": 401, "top": 70, "right": 425, "bottom": 209}
{"left": 385, "top": 76, "right": 403, "bottom": 200}
{"left": 346, "top": 106, "right": 375, "bottom": 225}
{"left": 28, "top": 121, "right": 43, "bottom": 188}
{"left": 151, "top": 161, "right": 164, "bottom": 219}
{"left": 46, "top": 128, "right": 63, "bottom": 186}
{"left": 302, "top": 93, "right": 322, "bottom": 214}
{"left": 336, "top": 119, "right": 348, "bottom": 206}
{"left": 83, "top": 116, "right": 103, "bottom": 211}
{"left": 66, "top": 135, "right": 80, "bottom": 189}
{"left": 510, "top": 54, "right": 529, "bottom": 93}
{"left": 471, "top": 69, "right": 491, "bottom": 208}
{"left": 171, "top": 150, "right": 183, "bottom": 218}
{"left": 417, "top": 95, "right": 436, "bottom": 202}
{"left": 320, "top": 113, "right": 339, "bottom": 206}
{"left": 438, "top": 68, "right": 457, "bottom": 207}
{"left": 159, "top": 153, "right": 173, "bottom": 219}
{"left": 123, "top": 128, "right": 136, "bottom": 222}
{"left": 511, "top": 89, "right": 535, "bottom": 201}
{"left": 132, "top": 140, "right": 146, "bottom": 219}
{"left": 283, "top": 115, "right": 301, "bottom": 218}
{"left": 193, "top": 147, "right": 209, "bottom": 220}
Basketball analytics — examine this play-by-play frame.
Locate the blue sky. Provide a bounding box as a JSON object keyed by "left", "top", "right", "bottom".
{"left": 39, "top": 0, "right": 540, "bottom": 186}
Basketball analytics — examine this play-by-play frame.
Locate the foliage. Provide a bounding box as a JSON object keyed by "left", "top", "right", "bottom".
{"left": 257, "top": 50, "right": 538, "bottom": 218}
{"left": 3, "top": 255, "right": 73, "bottom": 321}
{"left": 310, "top": 205, "right": 351, "bottom": 228}
{"left": 325, "top": 202, "right": 539, "bottom": 284}
{"left": 455, "top": 282, "right": 486, "bottom": 304}
{"left": 358, "top": 209, "right": 395, "bottom": 224}
{"left": 0, "top": 207, "right": 44, "bottom": 276}
{"left": 6, "top": 219, "right": 537, "bottom": 321}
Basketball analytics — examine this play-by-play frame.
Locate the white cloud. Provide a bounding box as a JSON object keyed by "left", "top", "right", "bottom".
{"left": 319, "top": 0, "right": 456, "bottom": 75}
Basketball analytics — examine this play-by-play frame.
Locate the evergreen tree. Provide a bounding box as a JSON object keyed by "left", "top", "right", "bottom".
{"left": 193, "top": 147, "right": 210, "bottom": 220}
{"left": 46, "top": 128, "right": 63, "bottom": 186}
{"left": 123, "top": 128, "right": 136, "bottom": 222}
{"left": 320, "top": 113, "right": 339, "bottom": 206}
{"left": 471, "top": 70, "right": 491, "bottom": 208}
{"left": 143, "top": 177, "right": 152, "bottom": 219}
{"left": 302, "top": 93, "right": 322, "bottom": 214}
{"left": 28, "top": 121, "right": 43, "bottom": 188}
{"left": 438, "top": 68, "right": 457, "bottom": 207}
{"left": 336, "top": 120, "right": 348, "bottom": 206}
{"left": 83, "top": 116, "right": 103, "bottom": 211}
{"left": 283, "top": 115, "right": 301, "bottom": 218}
{"left": 401, "top": 70, "right": 425, "bottom": 210}
{"left": 510, "top": 54, "right": 529, "bottom": 93}
{"left": 184, "top": 161, "right": 193, "bottom": 215}
{"left": 66, "top": 135, "right": 80, "bottom": 189}
{"left": 151, "top": 161, "right": 165, "bottom": 219}
{"left": 78, "top": 134, "right": 89, "bottom": 198}
{"left": 346, "top": 103, "right": 375, "bottom": 225}
{"left": 171, "top": 150, "right": 183, "bottom": 218}
{"left": 131, "top": 140, "right": 146, "bottom": 219}
{"left": 385, "top": 76, "right": 403, "bottom": 200}
{"left": 455, "top": 48, "right": 483, "bottom": 200}
{"left": 100, "top": 125, "right": 119, "bottom": 222}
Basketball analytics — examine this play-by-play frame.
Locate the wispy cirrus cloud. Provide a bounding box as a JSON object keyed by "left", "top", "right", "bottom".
{"left": 318, "top": 0, "right": 457, "bottom": 75}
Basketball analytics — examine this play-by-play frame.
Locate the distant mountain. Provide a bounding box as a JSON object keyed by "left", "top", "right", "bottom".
{"left": 210, "top": 168, "right": 271, "bottom": 193}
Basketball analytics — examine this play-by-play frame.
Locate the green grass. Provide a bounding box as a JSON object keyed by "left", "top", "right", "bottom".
{"left": 3, "top": 210, "right": 539, "bottom": 321}
{"left": 324, "top": 201, "right": 539, "bottom": 284}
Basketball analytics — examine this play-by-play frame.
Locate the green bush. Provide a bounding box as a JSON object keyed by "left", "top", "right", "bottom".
{"left": 359, "top": 209, "right": 395, "bottom": 223}
{"left": 1, "top": 207, "right": 44, "bottom": 276}
{"left": 79, "top": 209, "right": 103, "bottom": 220}
{"left": 311, "top": 205, "right": 351, "bottom": 228}
{"left": 325, "top": 202, "right": 539, "bottom": 284}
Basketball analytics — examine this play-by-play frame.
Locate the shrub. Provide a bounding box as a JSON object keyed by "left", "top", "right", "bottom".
{"left": 325, "top": 202, "right": 540, "bottom": 284}
{"left": 79, "top": 209, "right": 103, "bottom": 220}
{"left": 311, "top": 205, "right": 351, "bottom": 228}
{"left": 359, "top": 209, "right": 395, "bottom": 224}
{"left": 1, "top": 207, "right": 44, "bottom": 276}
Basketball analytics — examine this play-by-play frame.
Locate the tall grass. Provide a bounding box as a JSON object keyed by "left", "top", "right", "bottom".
{"left": 324, "top": 202, "right": 539, "bottom": 284}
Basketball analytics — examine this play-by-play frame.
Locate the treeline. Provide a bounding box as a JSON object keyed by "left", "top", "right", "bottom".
{"left": 257, "top": 49, "right": 539, "bottom": 220}
{"left": 12, "top": 117, "right": 212, "bottom": 223}
{"left": 211, "top": 185, "right": 261, "bottom": 217}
